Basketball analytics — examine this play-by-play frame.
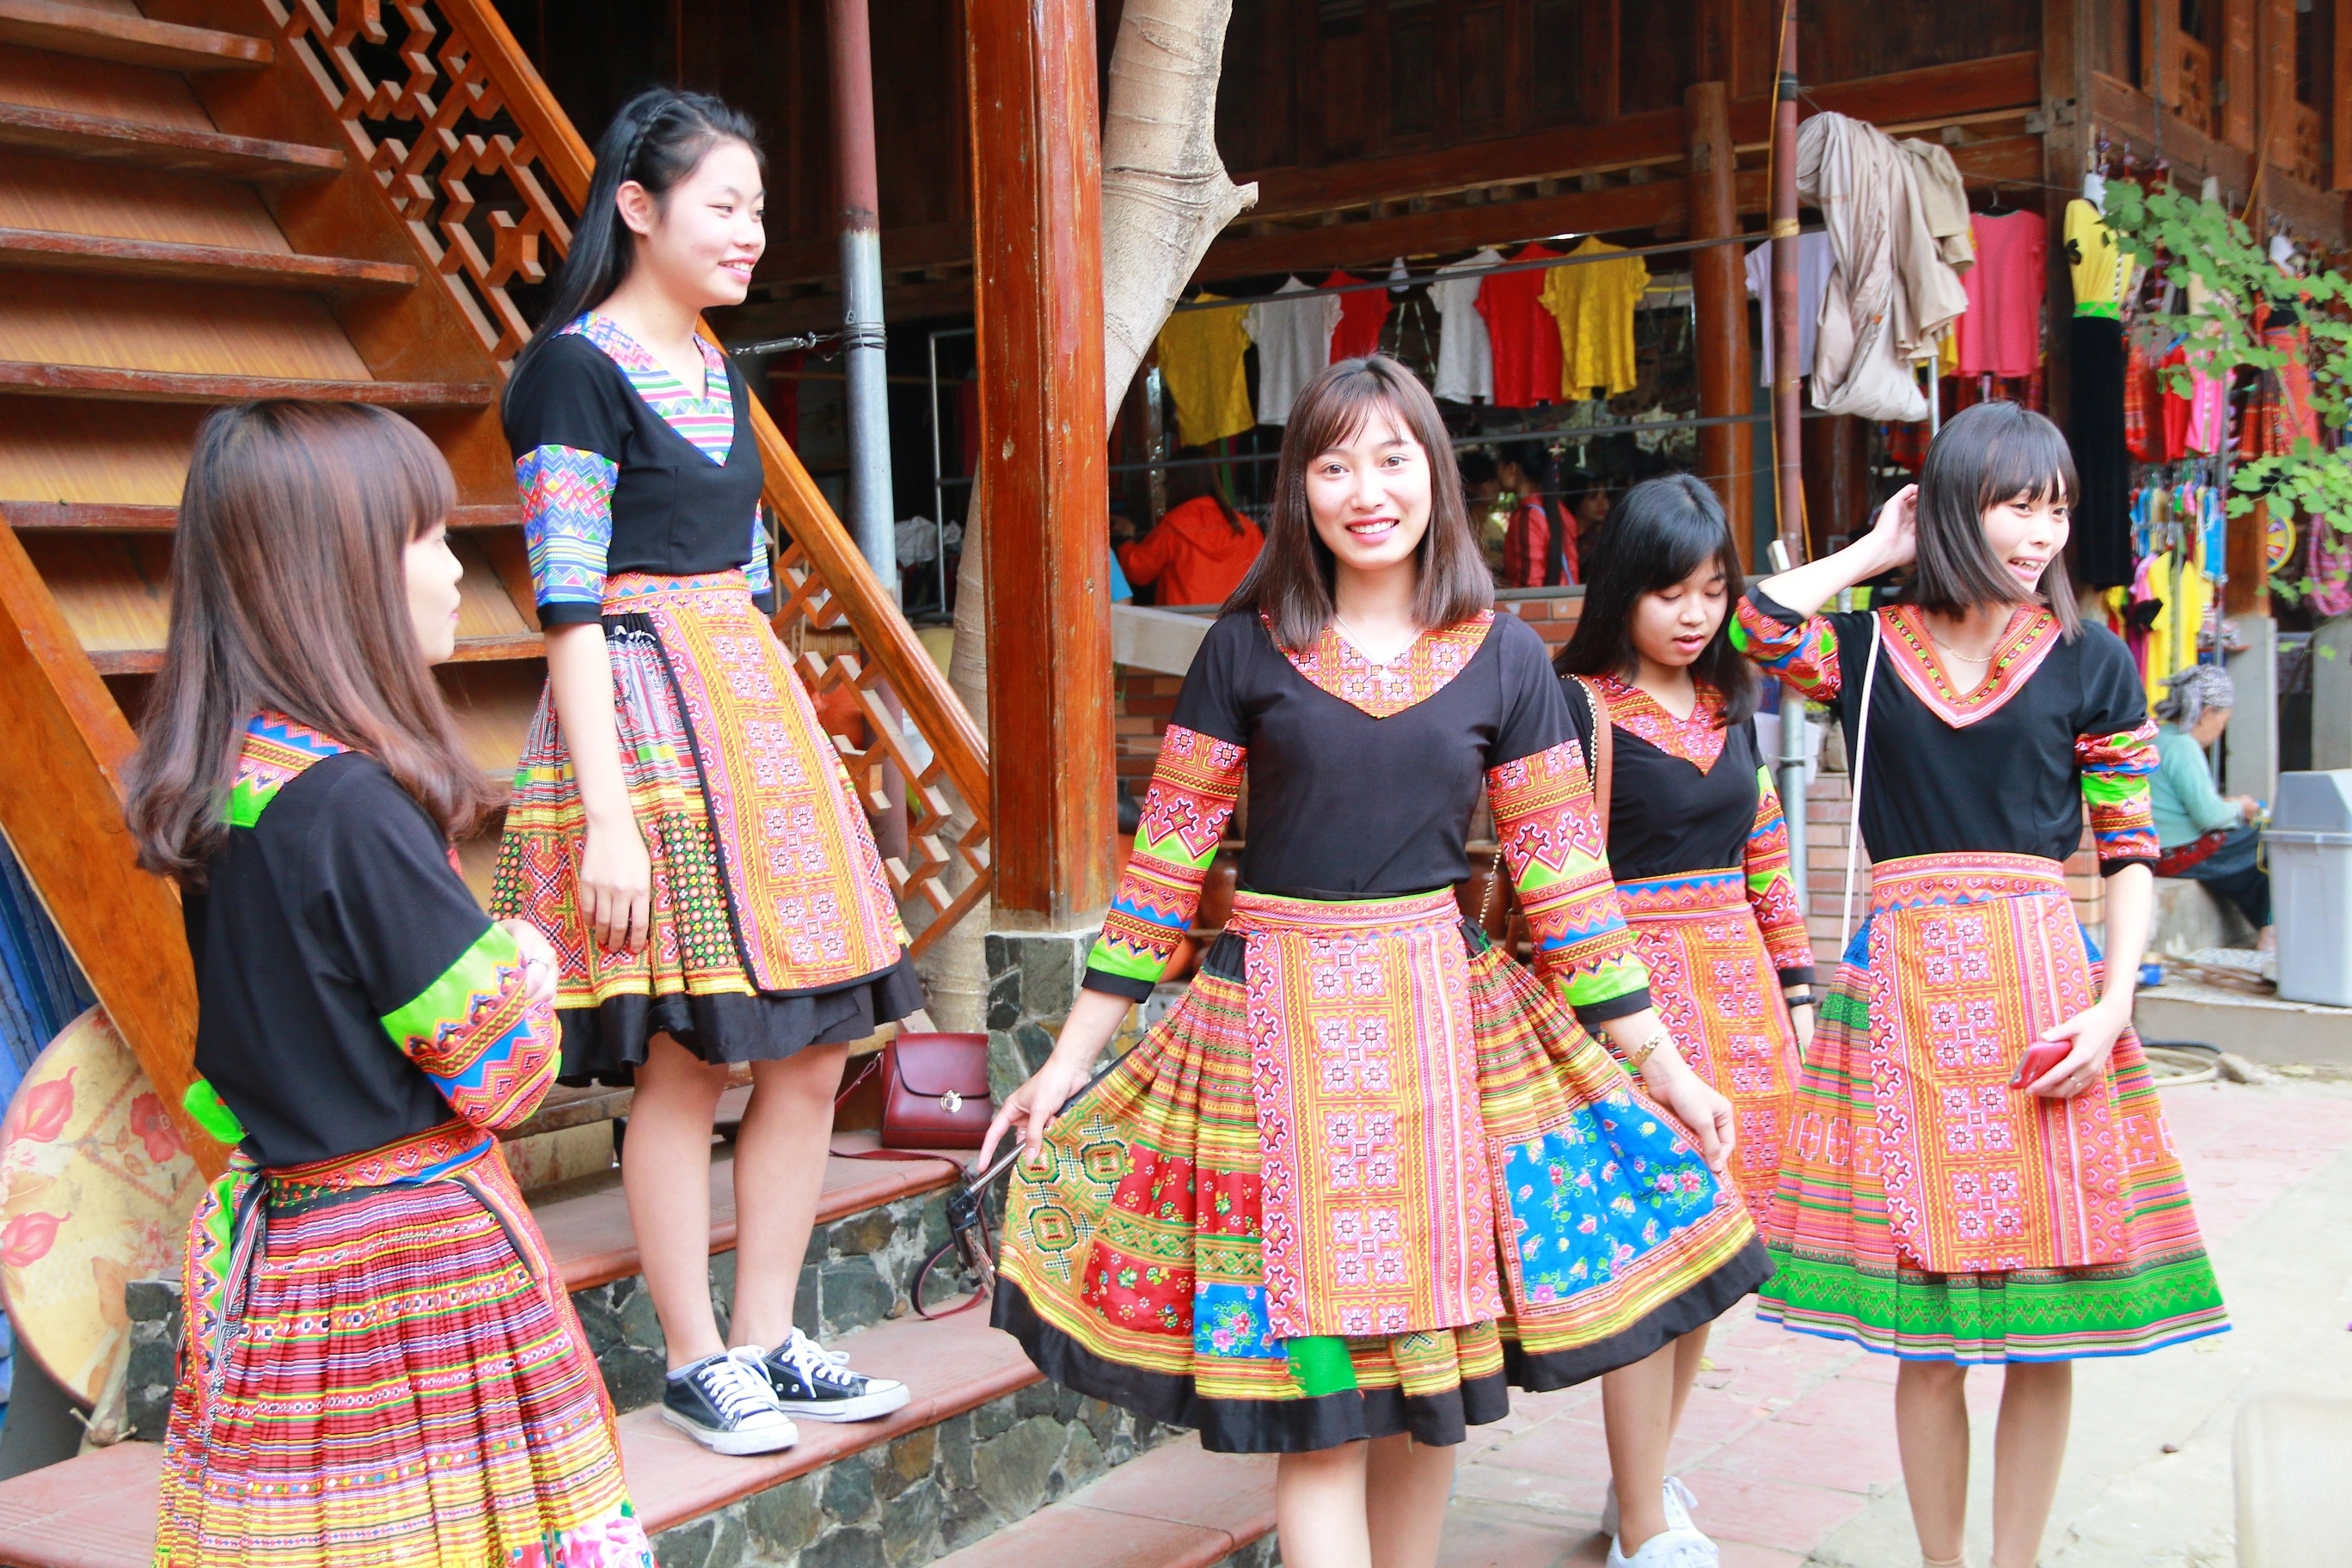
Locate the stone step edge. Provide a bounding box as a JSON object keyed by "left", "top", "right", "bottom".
{"left": 921, "top": 1436, "right": 1277, "bottom": 1568}
{"left": 0, "top": 1301, "right": 1033, "bottom": 1565}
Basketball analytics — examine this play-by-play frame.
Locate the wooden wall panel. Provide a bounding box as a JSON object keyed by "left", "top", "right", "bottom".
{"left": 0, "top": 275, "right": 371, "bottom": 379}
{"left": 2224, "top": 0, "right": 2257, "bottom": 149}
{"left": 1799, "top": 0, "right": 2038, "bottom": 82}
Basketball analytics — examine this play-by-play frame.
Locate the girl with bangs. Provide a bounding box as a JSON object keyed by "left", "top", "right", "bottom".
{"left": 130, "top": 402, "right": 650, "bottom": 1565}
{"left": 1733, "top": 401, "right": 2226, "bottom": 1568}
{"left": 983, "top": 357, "right": 1769, "bottom": 1568}
{"left": 1555, "top": 474, "right": 1814, "bottom": 1565}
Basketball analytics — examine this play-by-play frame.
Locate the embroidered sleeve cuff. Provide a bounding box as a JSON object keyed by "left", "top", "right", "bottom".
{"left": 1488, "top": 738, "right": 1647, "bottom": 998}
{"left": 1087, "top": 725, "right": 1245, "bottom": 991}
{"left": 379, "top": 923, "right": 558, "bottom": 1132}
{"left": 516, "top": 443, "right": 616, "bottom": 611}
{"left": 2079, "top": 720, "right": 2161, "bottom": 869}
{"left": 1730, "top": 587, "right": 1841, "bottom": 699}
{"left": 1571, "top": 982, "right": 1653, "bottom": 1032}
{"left": 537, "top": 600, "right": 606, "bottom": 626}
{"left": 1081, "top": 966, "right": 1159, "bottom": 1002}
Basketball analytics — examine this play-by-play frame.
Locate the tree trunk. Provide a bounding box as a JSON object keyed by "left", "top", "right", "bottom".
{"left": 916, "top": 0, "right": 1254, "bottom": 1031}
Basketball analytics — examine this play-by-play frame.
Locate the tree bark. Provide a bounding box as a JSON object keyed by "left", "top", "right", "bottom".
{"left": 916, "top": 0, "right": 1253, "bottom": 1030}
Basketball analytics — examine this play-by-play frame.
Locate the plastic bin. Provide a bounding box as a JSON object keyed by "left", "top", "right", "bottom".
{"left": 2267, "top": 769, "right": 2352, "bottom": 1007}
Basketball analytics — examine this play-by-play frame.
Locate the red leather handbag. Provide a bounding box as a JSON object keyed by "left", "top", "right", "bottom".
{"left": 875, "top": 1032, "right": 994, "bottom": 1149}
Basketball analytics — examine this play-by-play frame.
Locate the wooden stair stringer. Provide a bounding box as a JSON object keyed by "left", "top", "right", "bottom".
{"left": 0, "top": 512, "right": 216, "bottom": 1173}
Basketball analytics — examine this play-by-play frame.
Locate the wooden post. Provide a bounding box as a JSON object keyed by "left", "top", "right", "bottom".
{"left": 1770, "top": 0, "right": 1804, "bottom": 564}
{"left": 966, "top": 0, "right": 1115, "bottom": 929}
{"left": 1685, "top": 81, "right": 1752, "bottom": 566}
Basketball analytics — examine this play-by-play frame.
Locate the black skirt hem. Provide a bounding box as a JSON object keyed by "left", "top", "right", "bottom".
{"left": 555, "top": 951, "right": 925, "bottom": 1087}
{"left": 1504, "top": 1236, "right": 1773, "bottom": 1391}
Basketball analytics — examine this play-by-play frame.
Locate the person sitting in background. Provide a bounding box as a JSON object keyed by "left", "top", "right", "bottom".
{"left": 1460, "top": 450, "right": 1507, "bottom": 577}
{"left": 1118, "top": 452, "right": 1264, "bottom": 607}
{"left": 1568, "top": 471, "right": 1613, "bottom": 560}
{"left": 1499, "top": 439, "right": 1573, "bottom": 588}
{"left": 2150, "top": 664, "right": 2272, "bottom": 949}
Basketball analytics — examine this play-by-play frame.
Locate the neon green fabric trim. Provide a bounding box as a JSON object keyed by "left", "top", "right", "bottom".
{"left": 181, "top": 1078, "right": 246, "bottom": 1146}
{"left": 1084, "top": 938, "right": 1168, "bottom": 986}
{"left": 379, "top": 922, "right": 519, "bottom": 1054}
{"left": 1285, "top": 1335, "right": 1357, "bottom": 1396}
{"left": 2079, "top": 773, "right": 2147, "bottom": 808}
{"left": 1562, "top": 952, "right": 1648, "bottom": 1009}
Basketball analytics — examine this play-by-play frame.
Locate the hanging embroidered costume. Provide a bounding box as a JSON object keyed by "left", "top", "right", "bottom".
{"left": 493, "top": 314, "right": 920, "bottom": 1081}
{"left": 1730, "top": 591, "right": 2227, "bottom": 1362}
{"left": 993, "top": 611, "right": 1769, "bottom": 1453}
{"left": 155, "top": 714, "right": 649, "bottom": 1567}
{"left": 1568, "top": 677, "right": 1812, "bottom": 1226}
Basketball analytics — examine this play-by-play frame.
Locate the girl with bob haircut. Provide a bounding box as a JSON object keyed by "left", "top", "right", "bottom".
{"left": 132, "top": 401, "right": 652, "bottom": 1566}
{"left": 493, "top": 86, "right": 916, "bottom": 1455}
{"left": 1733, "top": 401, "right": 2227, "bottom": 1568}
{"left": 1555, "top": 473, "right": 1814, "bottom": 1565}
{"left": 983, "top": 357, "right": 1769, "bottom": 1568}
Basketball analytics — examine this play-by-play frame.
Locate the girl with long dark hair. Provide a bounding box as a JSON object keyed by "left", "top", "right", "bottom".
{"left": 1734, "top": 401, "right": 2227, "bottom": 1568}
{"left": 1554, "top": 474, "right": 1813, "bottom": 1564}
{"left": 133, "top": 402, "right": 650, "bottom": 1566}
{"left": 493, "top": 87, "right": 916, "bottom": 1455}
{"left": 980, "top": 357, "right": 1768, "bottom": 1568}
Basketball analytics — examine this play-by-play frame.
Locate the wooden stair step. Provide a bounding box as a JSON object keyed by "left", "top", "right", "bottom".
{"left": 533, "top": 1130, "right": 964, "bottom": 1293}
{"left": 924, "top": 1439, "right": 1276, "bottom": 1568}
{"left": 0, "top": 103, "right": 340, "bottom": 183}
{"left": 0, "top": 0, "right": 270, "bottom": 73}
{"left": 1, "top": 502, "right": 524, "bottom": 531}
{"left": 0, "top": 362, "right": 493, "bottom": 407}
{"left": 0, "top": 1307, "right": 1034, "bottom": 1566}
{"left": 89, "top": 633, "right": 542, "bottom": 677}
{"left": 0, "top": 228, "right": 415, "bottom": 292}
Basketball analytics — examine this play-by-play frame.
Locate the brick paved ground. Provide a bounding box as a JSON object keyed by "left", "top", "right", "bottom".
{"left": 1433, "top": 1075, "right": 2352, "bottom": 1567}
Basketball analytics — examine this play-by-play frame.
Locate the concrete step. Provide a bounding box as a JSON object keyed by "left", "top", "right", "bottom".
{"left": 921, "top": 1437, "right": 1276, "bottom": 1568}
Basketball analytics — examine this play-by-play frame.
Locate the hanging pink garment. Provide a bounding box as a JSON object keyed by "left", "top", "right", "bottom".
{"left": 2184, "top": 352, "right": 2228, "bottom": 456}
{"left": 1955, "top": 211, "right": 2046, "bottom": 377}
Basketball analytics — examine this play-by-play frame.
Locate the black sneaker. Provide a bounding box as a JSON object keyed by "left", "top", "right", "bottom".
{"left": 759, "top": 1330, "right": 910, "bottom": 1422}
{"left": 660, "top": 1349, "right": 799, "bottom": 1455}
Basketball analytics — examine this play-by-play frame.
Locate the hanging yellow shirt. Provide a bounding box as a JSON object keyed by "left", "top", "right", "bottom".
{"left": 1155, "top": 295, "right": 1256, "bottom": 448}
{"left": 1539, "top": 236, "right": 1649, "bottom": 401}
{"left": 2142, "top": 548, "right": 2212, "bottom": 711}
{"left": 2064, "top": 199, "right": 2135, "bottom": 320}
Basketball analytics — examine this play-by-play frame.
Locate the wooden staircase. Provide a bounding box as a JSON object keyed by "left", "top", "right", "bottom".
{"left": 0, "top": 0, "right": 992, "bottom": 1178}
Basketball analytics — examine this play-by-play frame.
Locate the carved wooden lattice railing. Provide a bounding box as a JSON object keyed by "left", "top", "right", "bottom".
{"left": 263, "top": 0, "right": 992, "bottom": 954}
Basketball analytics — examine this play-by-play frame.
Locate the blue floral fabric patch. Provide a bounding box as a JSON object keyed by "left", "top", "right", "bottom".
{"left": 1191, "top": 1282, "right": 1278, "bottom": 1360}
{"left": 1498, "top": 1087, "right": 1720, "bottom": 1305}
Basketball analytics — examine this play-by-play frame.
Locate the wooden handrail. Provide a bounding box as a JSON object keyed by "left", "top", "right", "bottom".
{"left": 440, "top": 0, "right": 989, "bottom": 814}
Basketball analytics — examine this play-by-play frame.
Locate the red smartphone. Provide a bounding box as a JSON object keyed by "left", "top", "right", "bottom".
{"left": 2012, "top": 1041, "right": 2072, "bottom": 1090}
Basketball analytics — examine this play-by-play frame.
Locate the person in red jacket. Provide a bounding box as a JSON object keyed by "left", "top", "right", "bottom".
{"left": 1120, "top": 454, "right": 1265, "bottom": 607}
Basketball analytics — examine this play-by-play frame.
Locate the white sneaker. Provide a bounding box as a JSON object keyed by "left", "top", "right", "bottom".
{"left": 1602, "top": 1475, "right": 1700, "bottom": 1539}
{"left": 659, "top": 1348, "right": 799, "bottom": 1455}
{"left": 758, "top": 1328, "right": 912, "bottom": 1422}
{"left": 1607, "top": 1526, "right": 1720, "bottom": 1568}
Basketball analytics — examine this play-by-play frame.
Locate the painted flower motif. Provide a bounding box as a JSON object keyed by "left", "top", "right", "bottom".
{"left": 128, "top": 1093, "right": 185, "bottom": 1165}
{"left": 0, "top": 1210, "right": 63, "bottom": 1269}
{"left": 9, "top": 1071, "right": 75, "bottom": 1144}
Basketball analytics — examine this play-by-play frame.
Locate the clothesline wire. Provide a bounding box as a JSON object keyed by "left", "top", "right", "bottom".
{"left": 1170, "top": 227, "right": 1829, "bottom": 315}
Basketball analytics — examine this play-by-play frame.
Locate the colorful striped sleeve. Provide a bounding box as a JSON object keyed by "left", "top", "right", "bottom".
{"left": 1729, "top": 587, "right": 1841, "bottom": 701}
{"left": 1083, "top": 724, "right": 1246, "bottom": 999}
{"left": 515, "top": 443, "right": 617, "bottom": 624}
{"left": 379, "top": 923, "right": 559, "bottom": 1131}
{"left": 1487, "top": 738, "right": 1650, "bottom": 1026}
{"left": 1743, "top": 763, "right": 1816, "bottom": 984}
{"left": 2078, "top": 720, "right": 2161, "bottom": 872}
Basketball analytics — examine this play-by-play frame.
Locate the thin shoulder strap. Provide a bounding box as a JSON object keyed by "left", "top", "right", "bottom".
{"left": 1838, "top": 614, "right": 1886, "bottom": 954}
{"left": 1573, "top": 676, "right": 1614, "bottom": 828}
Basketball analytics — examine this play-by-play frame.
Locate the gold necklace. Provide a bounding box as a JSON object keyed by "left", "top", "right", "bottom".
{"left": 1927, "top": 634, "right": 1995, "bottom": 666}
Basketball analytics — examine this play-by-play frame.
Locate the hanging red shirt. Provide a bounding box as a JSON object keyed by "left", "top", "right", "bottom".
{"left": 1475, "top": 244, "right": 1565, "bottom": 408}
{"left": 1326, "top": 270, "right": 1392, "bottom": 361}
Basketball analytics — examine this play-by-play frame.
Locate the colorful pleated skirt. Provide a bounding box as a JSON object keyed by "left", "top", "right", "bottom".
{"left": 1620, "top": 870, "right": 1802, "bottom": 1227}
{"left": 155, "top": 1124, "right": 650, "bottom": 1566}
{"left": 490, "top": 571, "right": 922, "bottom": 1081}
{"left": 1759, "top": 852, "right": 2229, "bottom": 1363}
{"left": 993, "top": 888, "right": 1770, "bottom": 1454}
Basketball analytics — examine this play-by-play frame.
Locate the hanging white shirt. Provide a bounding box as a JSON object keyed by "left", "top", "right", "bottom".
{"left": 1429, "top": 248, "right": 1502, "bottom": 403}
{"left": 1246, "top": 277, "right": 1341, "bottom": 426}
{"left": 1743, "top": 231, "right": 1833, "bottom": 386}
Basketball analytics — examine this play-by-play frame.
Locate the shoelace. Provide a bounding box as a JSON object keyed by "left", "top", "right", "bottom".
{"left": 696, "top": 1351, "right": 781, "bottom": 1423}
{"left": 775, "top": 1333, "right": 855, "bottom": 1388}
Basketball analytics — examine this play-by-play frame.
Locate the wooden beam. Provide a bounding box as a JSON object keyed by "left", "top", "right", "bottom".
{"left": 1685, "top": 81, "right": 1751, "bottom": 563}
{"left": 2224, "top": 0, "right": 2258, "bottom": 149}
{"left": 966, "top": 0, "right": 1113, "bottom": 928}
{"left": 2044, "top": 0, "right": 2088, "bottom": 430}
{"left": 0, "top": 227, "right": 416, "bottom": 292}
{"left": 2337, "top": 0, "right": 2352, "bottom": 191}
{"left": 1204, "top": 179, "right": 1688, "bottom": 275}
{"left": 0, "top": 513, "right": 216, "bottom": 1173}
{"left": 0, "top": 363, "right": 493, "bottom": 407}
{"left": 89, "top": 634, "right": 546, "bottom": 677}
{"left": 2091, "top": 72, "right": 2349, "bottom": 240}
{"left": 0, "top": 0, "right": 269, "bottom": 73}
{"left": 0, "top": 103, "right": 340, "bottom": 182}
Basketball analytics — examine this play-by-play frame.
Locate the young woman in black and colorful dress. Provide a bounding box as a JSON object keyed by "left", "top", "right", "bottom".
{"left": 980, "top": 357, "right": 1770, "bottom": 1568}
{"left": 494, "top": 88, "right": 916, "bottom": 1455}
{"left": 1554, "top": 474, "right": 1815, "bottom": 1565}
{"left": 1732, "top": 401, "right": 2228, "bottom": 1568}
{"left": 132, "top": 402, "right": 649, "bottom": 1565}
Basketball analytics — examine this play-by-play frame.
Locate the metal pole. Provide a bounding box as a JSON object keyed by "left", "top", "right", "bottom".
{"left": 1770, "top": 0, "right": 1811, "bottom": 929}
{"left": 827, "top": 0, "right": 896, "bottom": 600}
{"left": 928, "top": 328, "right": 948, "bottom": 615}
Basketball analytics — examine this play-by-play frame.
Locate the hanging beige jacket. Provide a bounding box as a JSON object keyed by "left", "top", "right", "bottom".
{"left": 1898, "top": 138, "right": 1975, "bottom": 268}
{"left": 1798, "top": 112, "right": 1970, "bottom": 420}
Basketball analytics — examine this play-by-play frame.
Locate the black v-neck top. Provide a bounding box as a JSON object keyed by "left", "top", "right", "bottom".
{"left": 1173, "top": 609, "right": 1570, "bottom": 899}
{"left": 1565, "top": 686, "right": 1770, "bottom": 882}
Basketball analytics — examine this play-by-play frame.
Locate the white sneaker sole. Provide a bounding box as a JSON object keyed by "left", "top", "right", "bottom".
{"left": 777, "top": 1381, "right": 911, "bottom": 1423}
{"left": 660, "top": 1404, "right": 799, "bottom": 1455}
